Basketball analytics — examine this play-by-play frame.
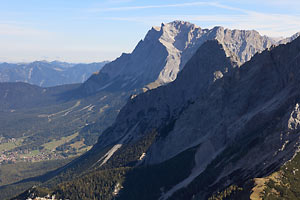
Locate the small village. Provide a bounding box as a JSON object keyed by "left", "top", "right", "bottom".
{"left": 0, "top": 149, "right": 64, "bottom": 164}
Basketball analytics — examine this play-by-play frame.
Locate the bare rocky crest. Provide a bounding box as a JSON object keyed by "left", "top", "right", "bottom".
{"left": 82, "top": 21, "right": 285, "bottom": 93}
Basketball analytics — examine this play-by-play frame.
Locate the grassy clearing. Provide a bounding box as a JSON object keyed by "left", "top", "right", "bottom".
{"left": 70, "top": 140, "right": 85, "bottom": 149}
{"left": 21, "top": 149, "right": 41, "bottom": 158}
{"left": 42, "top": 132, "right": 79, "bottom": 151}
{"left": 69, "top": 139, "right": 92, "bottom": 155}
{"left": 251, "top": 172, "right": 281, "bottom": 200}
{"left": 0, "top": 139, "right": 23, "bottom": 152}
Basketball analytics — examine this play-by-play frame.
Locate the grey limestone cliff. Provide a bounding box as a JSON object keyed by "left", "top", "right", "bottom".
{"left": 82, "top": 21, "right": 279, "bottom": 93}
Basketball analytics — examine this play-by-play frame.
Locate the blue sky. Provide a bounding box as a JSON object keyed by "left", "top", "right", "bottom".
{"left": 1, "top": 0, "right": 300, "bottom": 63}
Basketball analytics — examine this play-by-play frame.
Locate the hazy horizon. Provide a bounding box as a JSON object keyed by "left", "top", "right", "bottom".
{"left": 1, "top": 0, "right": 300, "bottom": 63}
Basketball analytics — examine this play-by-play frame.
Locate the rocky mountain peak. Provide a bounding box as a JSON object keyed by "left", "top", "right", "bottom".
{"left": 164, "top": 20, "right": 195, "bottom": 27}
{"left": 159, "top": 21, "right": 202, "bottom": 51}
{"left": 277, "top": 32, "right": 300, "bottom": 44}
{"left": 82, "top": 21, "right": 297, "bottom": 94}
{"left": 11, "top": 25, "right": 300, "bottom": 200}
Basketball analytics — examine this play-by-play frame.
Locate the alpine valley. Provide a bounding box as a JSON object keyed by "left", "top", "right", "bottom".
{"left": 0, "top": 61, "right": 108, "bottom": 87}
{"left": 1, "top": 21, "right": 300, "bottom": 200}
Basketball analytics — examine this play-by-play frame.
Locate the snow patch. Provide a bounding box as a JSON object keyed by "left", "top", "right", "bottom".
{"left": 28, "top": 67, "right": 33, "bottom": 79}
{"left": 54, "top": 67, "right": 63, "bottom": 71}
{"left": 139, "top": 153, "right": 146, "bottom": 161}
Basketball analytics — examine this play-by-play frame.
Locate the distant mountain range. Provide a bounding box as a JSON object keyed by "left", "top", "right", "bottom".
{"left": 1, "top": 21, "right": 300, "bottom": 200}
{"left": 0, "top": 60, "right": 108, "bottom": 87}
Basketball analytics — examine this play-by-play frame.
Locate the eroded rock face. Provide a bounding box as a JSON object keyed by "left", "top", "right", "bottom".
{"left": 82, "top": 21, "right": 281, "bottom": 93}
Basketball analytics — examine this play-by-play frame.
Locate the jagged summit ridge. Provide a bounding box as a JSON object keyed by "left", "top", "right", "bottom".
{"left": 82, "top": 21, "right": 283, "bottom": 93}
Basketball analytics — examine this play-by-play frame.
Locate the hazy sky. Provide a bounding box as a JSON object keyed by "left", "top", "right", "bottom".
{"left": 1, "top": 0, "right": 300, "bottom": 63}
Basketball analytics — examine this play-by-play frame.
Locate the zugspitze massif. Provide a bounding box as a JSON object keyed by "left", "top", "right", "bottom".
{"left": 2, "top": 19, "right": 300, "bottom": 200}
{"left": 83, "top": 20, "right": 297, "bottom": 93}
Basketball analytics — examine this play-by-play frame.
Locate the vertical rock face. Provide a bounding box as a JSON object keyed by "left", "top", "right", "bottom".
{"left": 82, "top": 21, "right": 280, "bottom": 93}
{"left": 214, "top": 27, "right": 274, "bottom": 63}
